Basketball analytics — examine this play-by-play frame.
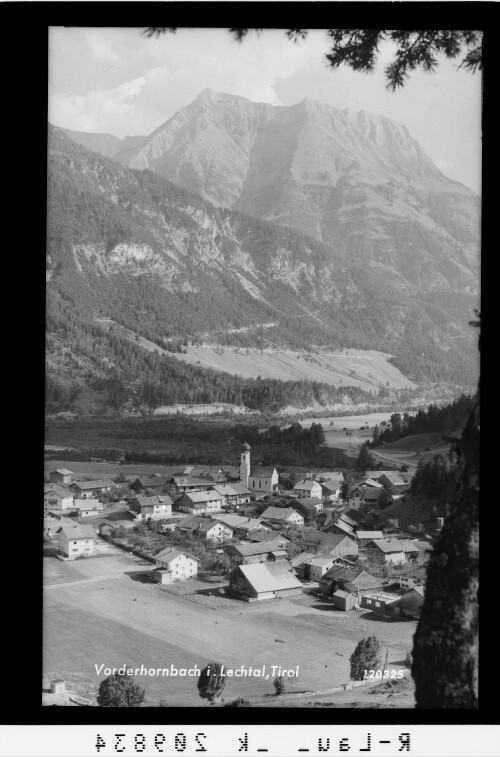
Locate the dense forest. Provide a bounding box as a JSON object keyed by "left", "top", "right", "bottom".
{"left": 410, "top": 451, "right": 459, "bottom": 503}
{"left": 45, "top": 126, "right": 479, "bottom": 414}
{"left": 370, "top": 393, "right": 476, "bottom": 446}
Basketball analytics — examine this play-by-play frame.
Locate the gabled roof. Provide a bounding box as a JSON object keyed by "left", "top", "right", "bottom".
{"left": 72, "top": 478, "right": 117, "bottom": 490}
{"left": 51, "top": 468, "right": 73, "bottom": 475}
{"left": 306, "top": 556, "right": 336, "bottom": 567}
{"left": 154, "top": 547, "right": 200, "bottom": 562}
{"left": 230, "top": 541, "right": 279, "bottom": 557}
{"left": 235, "top": 518, "right": 265, "bottom": 532}
{"left": 293, "top": 480, "right": 321, "bottom": 490}
{"left": 290, "top": 551, "right": 316, "bottom": 568}
{"left": 413, "top": 540, "right": 434, "bottom": 552}
{"left": 237, "top": 562, "right": 302, "bottom": 593}
{"left": 249, "top": 466, "right": 277, "bottom": 478}
{"left": 261, "top": 506, "right": 301, "bottom": 521}
{"left": 309, "top": 532, "right": 354, "bottom": 549}
{"left": 178, "top": 490, "right": 223, "bottom": 504}
{"left": 357, "top": 530, "right": 384, "bottom": 540}
{"left": 364, "top": 478, "right": 384, "bottom": 488}
{"left": 44, "top": 485, "right": 74, "bottom": 498}
{"left": 321, "top": 566, "right": 382, "bottom": 590}
{"left": 171, "top": 476, "right": 213, "bottom": 487}
{"left": 212, "top": 514, "right": 251, "bottom": 528}
{"left": 332, "top": 589, "right": 352, "bottom": 599}
{"left": 229, "top": 482, "right": 251, "bottom": 495}
{"left": 245, "top": 528, "right": 284, "bottom": 542}
{"left": 57, "top": 523, "right": 96, "bottom": 540}
{"left": 397, "top": 539, "right": 420, "bottom": 553}
{"left": 369, "top": 538, "right": 406, "bottom": 553}
{"left": 343, "top": 508, "right": 363, "bottom": 523}
{"left": 133, "top": 475, "right": 169, "bottom": 487}
{"left": 197, "top": 519, "right": 233, "bottom": 534}
{"left": 133, "top": 495, "right": 173, "bottom": 508}
{"left": 177, "top": 514, "right": 207, "bottom": 530}
{"left": 212, "top": 484, "right": 238, "bottom": 497}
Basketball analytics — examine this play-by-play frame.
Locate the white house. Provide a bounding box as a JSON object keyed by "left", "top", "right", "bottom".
{"left": 57, "top": 522, "right": 96, "bottom": 559}
{"left": 366, "top": 539, "right": 406, "bottom": 565}
{"left": 44, "top": 485, "right": 74, "bottom": 511}
{"left": 293, "top": 479, "right": 323, "bottom": 499}
{"left": 260, "top": 506, "right": 304, "bottom": 527}
{"left": 49, "top": 468, "right": 73, "bottom": 485}
{"left": 152, "top": 548, "right": 199, "bottom": 583}
{"left": 130, "top": 495, "right": 173, "bottom": 521}
{"left": 75, "top": 499, "right": 104, "bottom": 517}
{"left": 175, "top": 490, "right": 224, "bottom": 514}
{"left": 71, "top": 479, "right": 118, "bottom": 499}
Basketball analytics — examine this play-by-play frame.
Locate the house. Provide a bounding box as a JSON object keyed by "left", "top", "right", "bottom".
{"left": 245, "top": 530, "right": 289, "bottom": 548}
{"left": 295, "top": 497, "right": 324, "bottom": 522}
{"left": 211, "top": 483, "right": 241, "bottom": 507}
{"left": 130, "top": 495, "right": 173, "bottom": 521}
{"left": 303, "top": 532, "right": 358, "bottom": 559}
{"left": 356, "top": 530, "right": 385, "bottom": 548}
{"left": 361, "top": 590, "right": 402, "bottom": 615}
{"left": 318, "top": 565, "right": 382, "bottom": 597}
{"left": 322, "top": 513, "right": 356, "bottom": 537}
{"left": 400, "top": 585, "right": 425, "bottom": 616}
{"left": 229, "top": 562, "right": 303, "bottom": 601}
{"left": 413, "top": 540, "right": 434, "bottom": 556}
{"left": 44, "top": 484, "right": 74, "bottom": 511}
{"left": 228, "top": 482, "right": 252, "bottom": 505}
{"left": 365, "top": 471, "right": 410, "bottom": 493}
{"left": 98, "top": 519, "right": 135, "bottom": 538}
{"left": 293, "top": 479, "right": 323, "bottom": 500}
{"left": 75, "top": 499, "right": 104, "bottom": 517}
{"left": 399, "top": 566, "right": 427, "bottom": 590}
{"left": 185, "top": 465, "right": 241, "bottom": 483}
{"left": 177, "top": 515, "right": 234, "bottom": 542}
{"left": 397, "top": 539, "right": 420, "bottom": 560}
{"left": 131, "top": 475, "right": 170, "bottom": 492}
{"left": 239, "top": 442, "right": 279, "bottom": 492}
{"left": 152, "top": 547, "right": 199, "bottom": 583}
{"left": 224, "top": 541, "right": 288, "bottom": 565}
{"left": 362, "top": 487, "right": 385, "bottom": 507}
{"left": 57, "top": 522, "right": 96, "bottom": 559}
{"left": 70, "top": 479, "right": 118, "bottom": 499}
{"left": 174, "top": 490, "right": 224, "bottom": 515}
{"left": 168, "top": 476, "right": 212, "bottom": 494}
{"left": 260, "top": 506, "right": 304, "bottom": 527}
{"left": 290, "top": 551, "right": 317, "bottom": 578}
{"left": 331, "top": 590, "right": 358, "bottom": 611}
{"left": 301, "top": 555, "right": 338, "bottom": 582}
{"left": 343, "top": 508, "right": 364, "bottom": 524}
{"left": 49, "top": 468, "right": 73, "bottom": 485}
{"left": 44, "top": 515, "right": 75, "bottom": 539}
{"left": 316, "top": 472, "right": 344, "bottom": 497}
{"left": 365, "top": 539, "right": 407, "bottom": 565}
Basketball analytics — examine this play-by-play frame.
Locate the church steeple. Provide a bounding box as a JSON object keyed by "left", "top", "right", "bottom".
{"left": 240, "top": 442, "right": 251, "bottom": 488}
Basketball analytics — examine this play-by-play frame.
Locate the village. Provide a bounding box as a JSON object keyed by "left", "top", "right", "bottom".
{"left": 43, "top": 440, "right": 437, "bottom": 706}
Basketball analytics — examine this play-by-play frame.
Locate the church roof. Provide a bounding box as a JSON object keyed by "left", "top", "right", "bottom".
{"left": 241, "top": 442, "right": 251, "bottom": 451}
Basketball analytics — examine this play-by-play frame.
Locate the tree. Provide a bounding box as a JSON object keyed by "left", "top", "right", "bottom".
{"left": 339, "top": 480, "right": 349, "bottom": 503}
{"left": 273, "top": 676, "right": 286, "bottom": 696}
{"left": 96, "top": 672, "right": 145, "bottom": 707}
{"left": 197, "top": 662, "right": 226, "bottom": 704}
{"left": 143, "top": 29, "right": 482, "bottom": 90}
{"left": 350, "top": 636, "right": 382, "bottom": 681}
{"left": 355, "top": 443, "right": 373, "bottom": 472}
{"left": 224, "top": 697, "right": 251, "bottom": 707}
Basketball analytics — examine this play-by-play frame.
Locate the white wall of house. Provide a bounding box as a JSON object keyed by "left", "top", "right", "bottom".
{"left": 155, "top": 554, "right": 198, "bottom": 581}
{"left": 59, "top": 534, "right": 94, "bottom": 558}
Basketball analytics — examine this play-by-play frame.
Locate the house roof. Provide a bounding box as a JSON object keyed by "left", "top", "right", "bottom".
{"left": 307, "top": 556, "right": 335, "bottom": 567}
{"left": 177, "top": 514, "right": 208, "bottom": 530}
{"left": 322, "top": 566, "right": 382, "bottom": 590}
{"left": 72, "top": 479, "right": 117, "bottom": 490}
{"left": 57, "top": 523, "right": 96, "bottom": 540}
{"left": 230, "top": 541, "right": 279, "bottom": 557}
{"left": 329, "top": 520, "right": 355, "bottom": 536}
{"left": 178, "top": 491, "right": 223, "bottom": 504}
{"left": 308, "top": 532, "right": 354, "bottom": 550}
{"left": 290, "top": 551, "right": 316, "bottom": 568}
{"left": 297, "top": 497, "right": 323, "bottom": 506}
{"left": 369, "top": 539, "right": 406, "bottom": 553}
{"left": 294, "top": 480, "right": 320, "bottom": 491}
{"left": 397, "top": 539, "right": 420, "bottom": 553}
{"left": 197, "top": 520, "right": 232, "bottom": 534}
{"left": 246, "top": 528, "right": 283, "bottom": 542}
{"left": 171, "top": 476, "right": 213, "bottom": 487}
{"left": 332, "top": 589, "right": 351, "bottom": 599}
{"left": 316, "top": 471, "right": 344, "bottom": 482}
{"left": 229, "top": 482, "right": 251, "bottom": 495}
{"left": 213, "top": 514, "right": 251, "bottom": 528}
{"left": 235, "top": 518, "right": 265, "bottom": 532}
{"left": 363, "top": 478, "right": 384, "bottom": 488}
{"left": 44, "top": 485, "right": 74, "bottom": 498}
{"left": 343, "top": 508, "right": 363, "bottom": 523}
{"left": 363, "top": 488, "right": 383, "bottom": 500}
{"left": 261, "top": 506, "right": 301, "bottom": 521}
{"left": 134, "top": 475, "right": 169, "bottom": 487}
{"left": 237, "top": 562, "right": 302, "bottom": 593}
{"left": 51, "top": 468, "right": 73, "bottom": 475}
{"left": 154, "top": 547, "right": 200, "bottom": 562}
{"left": 133, "top": 495, "right": 173, "bottom": 508}
{"left": 249, "top": 466, "right": 277, "bottom": 478}
{"left": 357, "top": 530, "right": 384, "bottom": 540}
{"left": 338, "top": 513, "right": 357, "bottom": 527}
{"left": 78, "top": 502, "right": 104, "bottom": 511}
{"left": 413, "top": 540, "right": 434, "bottom": 552}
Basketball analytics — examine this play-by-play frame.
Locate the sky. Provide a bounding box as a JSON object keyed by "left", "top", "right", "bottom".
{"left": 48, "top": 27, "right": 482, "bottom": 193}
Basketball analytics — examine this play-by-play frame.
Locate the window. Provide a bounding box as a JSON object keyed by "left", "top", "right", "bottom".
{"left": 375, "top": 601, "right": 380, "bottom": 607}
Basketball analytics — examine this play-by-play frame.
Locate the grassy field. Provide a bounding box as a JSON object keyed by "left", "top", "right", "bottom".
{"left": 43, "top": 543, "right": 415, "bottom": 707}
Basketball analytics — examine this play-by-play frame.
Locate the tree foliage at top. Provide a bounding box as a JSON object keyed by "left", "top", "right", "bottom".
{"left": 355, "top": 443, "right": 374, "bottom": 472}
{"left": 197, "top": 662, "right": 226, "bottom": 703}
{"left": 143, "top": 28, "right": 482, "bottom": 90}
{"left": 96, "top": 672, "right": 146, "bottom": 707}
{"left": 350, "top": 636, "right": 382, "bottom": 681}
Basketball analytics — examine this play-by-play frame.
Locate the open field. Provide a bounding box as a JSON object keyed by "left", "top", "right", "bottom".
{"left": 95, "top": 319, "right": 416, "bottom": 391}
{"left": 43, "top": 543, "right": 415, "bottom": 707}
{"left": 44, "top": 460, "right": 185, "bottom": 479}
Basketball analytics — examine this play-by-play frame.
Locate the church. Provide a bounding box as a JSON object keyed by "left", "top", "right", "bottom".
{"left": 239, "top": 442, "right": 279, "bottom": 493}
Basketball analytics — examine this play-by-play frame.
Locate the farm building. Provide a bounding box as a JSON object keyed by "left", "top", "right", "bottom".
{"left": 44, "top": 485, "right": 74, "bottom": 512}
{"left": 70, "top": 479, "right": 118, "bottom": 499}
{"left": 400, "top": 586, "right": 425, "bottom": 616}
{"left": 356, "top": 530, "right": 385, "bottom": 548}
{"left": 169, "top": 476, "right": 213, "bottom": 494}
{"left": 49, "top": 468, "right": 73, "bottom": 485}
{"left": 361, "top": 590, "right": 402, "bottom": 615}
{"left": 245, "top": 530, "right": 289, "bottom": 548}
{"left": 229, "top": 562, "right": 303, "bottom": 601}
{"left": 57, "top": 522, "right": 96, "bottom": 559}
{"left": 75, "top": 499, "right": 104, "bottom": 517}
{"left": 365, "top": 539, "right": 407, "bottom": 565}
{"left": 304, "top": 532, "right": 358, "bottom": 559}
{"left": 319, "top": 566, "right": 382, "bottom": 597}
{"left": 130, "top": 495, "right": 173, "bottom": 521}
{"left": 225, "top": 541, "right": 289, "bottom": 565}
{"left": 152, "top": 548, "right": 199, "bottom": 583}
{"left": 398, "top": 566, "right": 427, "bottom": 590}
{"left": 174, "top": 490, "right": 224, "bottom": 514}
{"left": 290, "top": 552, "right": 317, "bottom": 578}
{"left": 260, "top": 506, "right": 304, "bottom": 527}
{"left": 302, "top": 555, "right": 338, "bottom": 581}
{"left": 293, "top": 479, "right": 323, "bottom": 499}
{"left": 331, "top": 590, "right": 358, "bottom": 612}
{"left": 322, "top": 513, "right": 356, "bottom": 537}
{"left": 295, "top": 498, "right": 324, "bottom": 521}
{"left": 131, "top": 475, "right": 170, "bottom": 492}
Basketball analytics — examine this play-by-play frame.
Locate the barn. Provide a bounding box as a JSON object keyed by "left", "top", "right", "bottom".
{"left": 229, "top": 562, "right": 303, "bottom": 601}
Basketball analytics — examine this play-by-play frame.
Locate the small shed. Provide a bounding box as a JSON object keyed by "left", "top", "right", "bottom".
{"left": 331, "top": 589, "right": 357, "bottom": 611}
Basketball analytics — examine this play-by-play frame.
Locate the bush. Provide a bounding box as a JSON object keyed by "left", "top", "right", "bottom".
{"left": 97, "top": 672, "right": 145, "bottom": 707}
{"left": 197, "top": 662, "right": 226, "bottom": 703}
{"left": 273, "top": 676, "right": 286, "bottom": 696}
{"left": 224, "top": 697, "right": 251, "bottom": 707}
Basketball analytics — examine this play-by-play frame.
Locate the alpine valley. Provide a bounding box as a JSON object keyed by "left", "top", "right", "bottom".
{"left": 47, "top": 90, "right": 480, "bottom": 416}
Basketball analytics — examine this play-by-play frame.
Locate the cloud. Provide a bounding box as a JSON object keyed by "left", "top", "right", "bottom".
{"left": 84, "top": 30, "right": 121, "bottom": 63}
